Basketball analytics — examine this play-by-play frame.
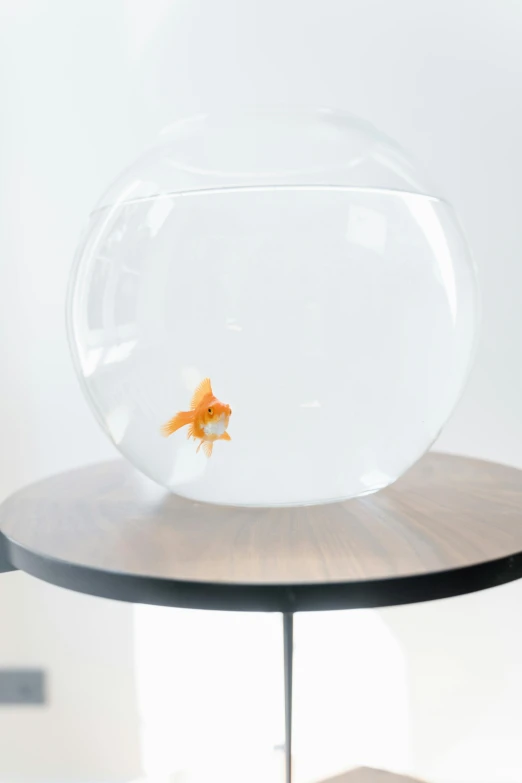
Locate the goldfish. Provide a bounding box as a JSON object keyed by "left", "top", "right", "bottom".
{"left": 161, "top": 377, "right": 232, "bottom": 457}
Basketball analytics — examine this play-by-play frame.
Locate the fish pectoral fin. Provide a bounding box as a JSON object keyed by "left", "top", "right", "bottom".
{"left": 219, "top": 432, "right": 231, "bottom": 441}
{"left": 203, "top": 441, "right": 213, "bottom": 458}
{"left": 191, "top": 377, "right": 213, "bottom": 410}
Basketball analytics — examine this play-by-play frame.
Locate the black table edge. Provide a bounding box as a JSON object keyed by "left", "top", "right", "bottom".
{"left": 2, "top": 531, "right": 522, "bottom": 612}
{"left": 0, "top": 531, "right": 16, "bottom": 573}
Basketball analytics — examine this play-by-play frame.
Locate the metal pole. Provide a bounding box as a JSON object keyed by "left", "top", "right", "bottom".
{"left": 283, "top": 612, "right": 294, "bottom": 783}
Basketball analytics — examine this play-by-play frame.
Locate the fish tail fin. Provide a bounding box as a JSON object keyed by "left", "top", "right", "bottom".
{"left": 161, "top": 410, "right": 194, "bottom": 437}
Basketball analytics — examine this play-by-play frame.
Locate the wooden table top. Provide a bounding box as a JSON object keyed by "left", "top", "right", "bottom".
{"left": 1, "top": 452, "right": 522, "bottom": 611}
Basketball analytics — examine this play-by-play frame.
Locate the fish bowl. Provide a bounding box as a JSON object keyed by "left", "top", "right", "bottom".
{"left": 67, "top": 108, "right": 479, "bottom": 507}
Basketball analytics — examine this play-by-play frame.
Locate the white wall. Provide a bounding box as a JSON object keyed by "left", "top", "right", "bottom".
{"left": 1, "top": 1, "right": 522, "bottom": 782}
{"left": 0, "top": 4, "right": 144, "bottom": 780}
{"left": 0, "top": 573, "right": 141, "bottom": 783}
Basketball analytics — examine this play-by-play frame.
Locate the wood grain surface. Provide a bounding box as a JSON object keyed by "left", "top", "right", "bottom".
{"left": 1, "top": 452, "right": 522, "bottom": 610}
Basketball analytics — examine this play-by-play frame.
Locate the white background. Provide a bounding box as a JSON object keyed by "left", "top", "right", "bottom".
{"left": 1, "top": 1, "right": 522, "bottom": 782}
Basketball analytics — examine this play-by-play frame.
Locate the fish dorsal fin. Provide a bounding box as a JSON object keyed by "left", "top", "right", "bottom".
{"left": 191, "top": 377, "right": 213, "bottom": 409}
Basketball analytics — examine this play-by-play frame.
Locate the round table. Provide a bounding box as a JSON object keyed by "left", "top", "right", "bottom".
{"left": 2, "top": 451, "right": 522, "bottom": 783}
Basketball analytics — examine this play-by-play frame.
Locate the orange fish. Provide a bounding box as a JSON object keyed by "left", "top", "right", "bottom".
{"left": 161, "top": 378, "right": 232, "bottom": 457}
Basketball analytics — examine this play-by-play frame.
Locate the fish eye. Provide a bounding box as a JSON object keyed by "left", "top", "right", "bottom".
{"left": 208, "top": 407, "right": 213, "bottom": 415}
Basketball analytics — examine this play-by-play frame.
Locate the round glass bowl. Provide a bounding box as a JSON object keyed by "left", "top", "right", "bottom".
{"left": 67, "top": 109, "right": 478, "bottom": 506}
